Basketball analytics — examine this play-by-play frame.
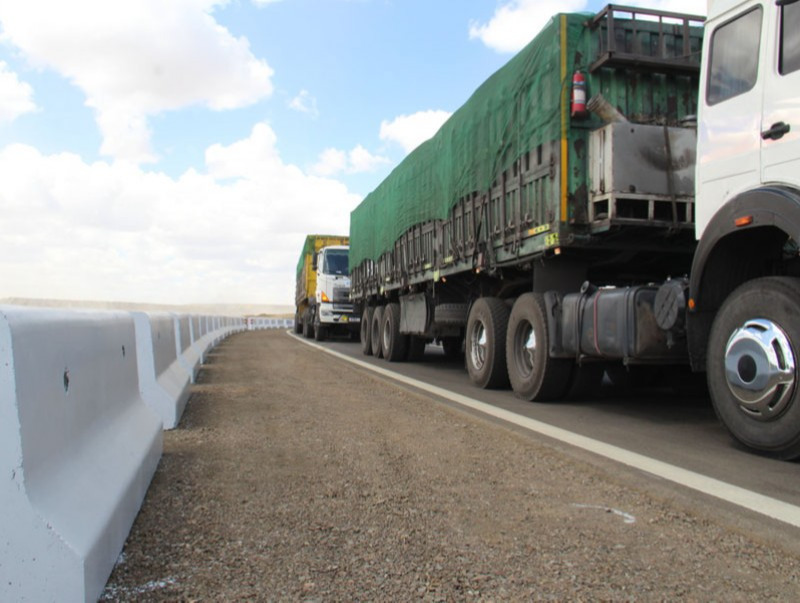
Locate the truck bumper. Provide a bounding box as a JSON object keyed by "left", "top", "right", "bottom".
{"left": 319, "top": 303, "right": 360, "bottom": 326}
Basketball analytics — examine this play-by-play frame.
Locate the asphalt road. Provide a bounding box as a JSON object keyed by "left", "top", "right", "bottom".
{"left": 300, "top": 332, "right": 800, "bottom": 541}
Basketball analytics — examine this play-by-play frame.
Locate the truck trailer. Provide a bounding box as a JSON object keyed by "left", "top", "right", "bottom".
{"left": 349, "top": 1, "right": 800, "bottom": 459}
{"left": 295, "top": 234, "right": 358, "bottom": 341}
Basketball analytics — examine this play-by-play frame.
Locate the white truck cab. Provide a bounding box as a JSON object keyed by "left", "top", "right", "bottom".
{"left": 691, "top": 0, "right": 800, "bottom": 458}
{"left": 696, "top": 0, "right": 800, "bottom": 234}
{"left": 312, "top": 245, "right": 359, "bottom": 340}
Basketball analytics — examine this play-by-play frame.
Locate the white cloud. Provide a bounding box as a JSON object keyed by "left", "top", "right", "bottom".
{"left": 469, "top": 1, "right": 587, "bottom": 53}
{"left": 379, "top": 110, "right": 451, "bottom": 154}
{"left": 0, "top": 0, "right": 274, "bottom": 163}
{"left": 288, "top": 89, "right": 319, "bottom": 118}
{"left": 469, "top": 1, "right": 705, "bottom": 54}
{"left": 0, "top": 122, "right": 361, "bottom": 305}
{"left": 0, "top": 61, "right": 37, "bottom": 123}
{"left": 311, "top": 144, "right": 389, "bottom": 176}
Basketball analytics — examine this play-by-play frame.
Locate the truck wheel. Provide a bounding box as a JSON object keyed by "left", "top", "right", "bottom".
{"left": 466, "top": 297, "right": 510, "bottom": 389}
{"left": 361, "top": 306, "right": 374, "bottom": 356}
{"left": 314, "top": 323, "right": 327, "bottom": 342}
{"left": 707, "top": 277, "right": 800, "bottom": 460}
{"left": 302, "top": 312, "right": 314, "bottom": 339}
{"left": 406, "top": 336, "right": 426, "bottom": 361}
{"left": 506, "top": 293, "right": 572, "bottom": 401}
{"left": 294, "top": 312, "right": 302, "bottom": 334}
{"left": 371, "top": 305, "right": 385, "bottom": 359}
{"left": 435, "top": 303, "right": 469, "bottom": 326}
{"left": 382, "top": 303, "right": 408, "bottom": 361}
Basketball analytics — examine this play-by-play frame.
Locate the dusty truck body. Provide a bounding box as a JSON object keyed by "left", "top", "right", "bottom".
{"left": 295, "top": 235, "right": 358, "bottom": 340}
{"left": 349, "top": 1, "right": 800, "bottom": 459}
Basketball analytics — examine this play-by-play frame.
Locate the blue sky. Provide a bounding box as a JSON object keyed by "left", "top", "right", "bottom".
{"left": 0, "top": 0, "right": 704, "bottom": 307}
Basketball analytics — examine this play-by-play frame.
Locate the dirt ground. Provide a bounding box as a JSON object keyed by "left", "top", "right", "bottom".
{"left": 102, "top": 330, "right": 800, "bottom": 601}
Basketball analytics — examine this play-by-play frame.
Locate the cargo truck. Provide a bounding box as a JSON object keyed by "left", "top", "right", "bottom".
{"left": 349, "top": 1, "right": 800, "bottom": 459}
{"left": 295, "top": 235, "right": 358, "bottom": 341}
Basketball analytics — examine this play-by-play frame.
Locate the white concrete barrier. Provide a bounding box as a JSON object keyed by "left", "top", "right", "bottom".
{"left": 246, "top": 317, "right": 294, "bottom": 330}
{"left": 133, "top": 312, "right": 191, "bottom": 430}
{"left": 0, "top": 306, "right": 162, "bottom": 602}
{"left": 175, "top": 314, "right": 199, "bottom": 383}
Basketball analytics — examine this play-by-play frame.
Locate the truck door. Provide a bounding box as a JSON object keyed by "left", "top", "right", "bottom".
{"left": 696, "top": 3, "right": 765, "bottom": 235}
{"left": 761, "top": 1, "right": 800, "bottom": 188}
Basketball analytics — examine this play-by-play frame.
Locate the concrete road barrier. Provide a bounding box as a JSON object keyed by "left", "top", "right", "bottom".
{"left": 133, "top": 312, "right": 191, "bottom": 430}
{"left": 175, "top": 314, "right": 199, "bottom": 383}
{"left": 246, "top": 317, "right": 294, "bottom": 330}
{"left": 0, "top": 306, "right": 162, "bottom": 602}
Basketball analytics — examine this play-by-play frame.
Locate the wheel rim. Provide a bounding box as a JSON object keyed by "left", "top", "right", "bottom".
{"left": 469, "top": 319, "right": 488, "bottom": 371}
{"left": 514, "top": 321, "right": 536, "bottom": 378}
{"left": 724, "top": 318, "right": 796, "bottom": 421}
{"left": 383, "top": 319, "right": 391, "bottom": 352}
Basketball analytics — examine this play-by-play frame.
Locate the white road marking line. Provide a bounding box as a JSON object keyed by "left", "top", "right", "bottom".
{"left": 290, "top": 333, "right": 800, "bottom": 529}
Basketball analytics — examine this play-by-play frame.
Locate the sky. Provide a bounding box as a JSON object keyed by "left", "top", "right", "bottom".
{"left": 0, "top": 0, "right": 705, "bottom": 307}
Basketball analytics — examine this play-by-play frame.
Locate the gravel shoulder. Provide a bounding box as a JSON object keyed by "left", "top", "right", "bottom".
{"left": 103, "top": 330, "right": 800, "bottom": 600}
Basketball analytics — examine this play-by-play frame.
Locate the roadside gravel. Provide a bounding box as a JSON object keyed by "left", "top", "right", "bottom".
{"left": 102, "top": 330, "right": 800, "bottom": 600}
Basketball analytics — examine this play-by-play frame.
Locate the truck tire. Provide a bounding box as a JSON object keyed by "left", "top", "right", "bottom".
{"left": 313, "top": 306, "right": 327, "bottom": 341}
{"left": 435, "top": 303, "right": 469, "bottom": 326}
{"left": 371, "top": 305, "right": 385, "bottom": 359}
{"left": 466, "top": 297, "right": 510, "bottom": 389}
{"left": 302, "top": 311, "right": 314, "bottom": 339}
{"left": 707, "top": 277, "right": 800, "bottom": 460}
{"left": 406, "top": 335, "right": 426, "bottom": 361}
{"left": 382, "top": 303, "right": 408, "bottom": 361}
{"left": 361, "top": 306, "right": 374, "bottom": 356}
{"left": 506, "top": 293, "right": 572, "bottom": 401}
{"left": 294, "top": 312, "right": 302, "bottom": 334}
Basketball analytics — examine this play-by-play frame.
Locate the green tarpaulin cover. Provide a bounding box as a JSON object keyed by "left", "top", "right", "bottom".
{"left": 349, "top": 13, "right": 582, "bottom": 268}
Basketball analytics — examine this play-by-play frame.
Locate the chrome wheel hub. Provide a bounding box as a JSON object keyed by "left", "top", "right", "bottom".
{"left": 383, "top": 320, "right": 391, "bottom": 351}
{"left": 517, "top": 323, "right": 536, "bottom": 377}
{"left": 724, "top": 319, "right": 796, "bottom": 421}
{"left": 470, "top": 320, "right": 487, "bottom": 371}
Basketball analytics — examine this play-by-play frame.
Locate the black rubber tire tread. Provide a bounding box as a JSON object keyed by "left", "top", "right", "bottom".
{"left": 314, "top": 322, "right": 327, "bottom": 342}
{"left": 406, "top": 336, "right": 426, "bottom": 361}
{"left": 506, "top": 293, "right": 572, "bottom": 401}
{"left": 370, "top": 305, "right": 385, "bottom": 359}
{"left": 441, "top": 336, "right": 463, "bottom": 359}
{"left": 707, "top": 276, "right": 800, "bottom": 460}
{"left": 465, "top": 297, "right": 510, "bottom": 389}
{"left": 293, "top": 313, "right": 302, "bottom": 334}
{"left": 435, "top": 303, "right": 469, "bottom": 326}
{"left": 302, "top": 311, "right": 314, "bottom": 339}
{"left": 360, "top": 306, "right": 374, "bottom": 356}
{"left": 382, "top": 303, "right": 408, "bottom": 362}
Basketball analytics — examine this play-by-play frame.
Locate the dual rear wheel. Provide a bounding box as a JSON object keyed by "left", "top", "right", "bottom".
{"left": 465, "top": 294, "right": 573, "bottom": 399}
{"left": 360, "top": 302, "right": 425, "bottom": 362}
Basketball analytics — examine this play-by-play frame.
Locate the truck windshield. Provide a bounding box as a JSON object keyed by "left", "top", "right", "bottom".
{"left": 323, "top": 249, "right": 349, "bottom": 275}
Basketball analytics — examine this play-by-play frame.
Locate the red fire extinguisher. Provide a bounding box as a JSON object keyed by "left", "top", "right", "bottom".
{"left": 571, "top": 70, "right": 588, "bottom": 119}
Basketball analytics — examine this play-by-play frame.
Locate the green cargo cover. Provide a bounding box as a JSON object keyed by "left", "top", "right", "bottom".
{"left": 349, "top": 9, "right": 701, "bottom": 268}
